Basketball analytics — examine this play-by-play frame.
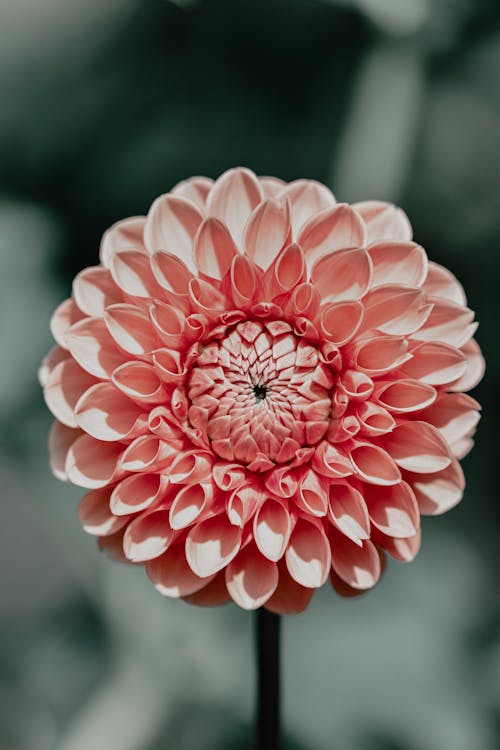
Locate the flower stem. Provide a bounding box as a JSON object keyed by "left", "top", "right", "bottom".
{"left": 255, "top": 608, "right": 281, "bottom": 750}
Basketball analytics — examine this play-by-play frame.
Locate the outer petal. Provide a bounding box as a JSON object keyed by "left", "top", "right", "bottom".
{"left": 416, "top": 393, "right": 480, "bottom": 443}
{"left": 360, "top": 285, "right": 431, "bottom": 336}
{"left": 423, "top": 261, "right": 466, "bottom": 305}
{"left": 78, "top": 488, "right": 129, "bottom": 536}
{"left": 109, "top": 250, "right": 161, "bottom": 299}
{"left": 400, "top": 342, "right": 467, "bottom": 385}
{"left": 100, "top": 216, "right": 146, "bottom": 267}
{"left": 298, "top": 204, "right": 366, "bottom": 270}
{"left": 407, "top": 459, "right": 465, "bottom": 515}
{"left": 285, "top": 518, "right": 331, "bottom": 588}
{"left": 66, "top": 317, "right": 128, "bottom": 379}
{"left": 330, "top": 533, "right": 381, "bottom": 590}
{"left": 171, "top": 176, "right": 213, "bottom": 210}
{"left": 363, "top": 482, "right": 420, "bottom": 538}
{"left": 50, "top": 299, "right": 85, "bottom": 349}
{"left": 412, "top": 299, "right": 476, "bottom": 348}
{"left": 265, "top": 560, "right": 314, "bottom": 614}
{"left": 123, "top": 508, "right": 173, "bottom": 562}
{"left": 72, "top": 266, "right": 122, "bottom": 316}
{"left": 353, "top": 200, "right": 412, "bottom": 243}
{"left": 328, "top": 480, "right": 370, "bottom": 545}
{"left": 318, "top": 301, "right": 364, "bottom": 345}
{"left": 74, "top": 382, "right": 147, "bottom": 441}
{"left": 110, "top": 473, "right": 168, "bottom": 516}
{"left": 144, "top": 194, "right": 203, "bottom": 271}
{"left": 349, "top": 443, "right": 401, "bottom": 486}
{"left": 49, "top": 422, "right": 82, "bottom": 481}
{"left": 226, "top": 543, "right": 278, "bottom": 610}
{"left": 193, "top": 218, "right": 238, "bottom": 280}
{"left": 253, "top": 499, "right": 293, "bottom": 562}
{"left": 244, "top": 198, "right": 291, "bottom": 271}
{"left": 383, "top": 422, "right": 451, "bottom": 473}
{"left": 374, "top": 379, "right": 437, "bottom": 414}
{"left": 104, "top": 304, "right": 158, "bottom": 357}
{"left": 311, "top": 248, "right": 372, "bottom": 302}
{"left": 367, "top": 241, "right": 427, "bottom": 288}
{"left": 169, "top": 483, "right": 213, "bottom": 530}
{"left": 65, "top": 434, "right": 123, "bottom": 489}
{"left": 448, "top": 338, "right": 485, "bottom": 392}
{"left": 186, "top": 514, "right": 242, "bottom": 577}
{"left": 44, "top": 359, "right": 97, "bottom": 428}
{"left": 147, "top": 543, "right": 215, "bottom": 597}
{"left": 206, "top": 167, "right": 263, "bottom": 249}
{"left": 276, "top": 179, "right": 336, "bottom": 237}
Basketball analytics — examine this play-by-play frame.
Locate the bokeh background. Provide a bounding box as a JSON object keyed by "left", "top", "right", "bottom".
{"left": 1, "top": 1, "right": 499, "bottom": 748}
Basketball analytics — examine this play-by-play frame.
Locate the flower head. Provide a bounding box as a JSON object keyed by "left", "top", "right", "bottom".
{"left": 40, "top": 168, "right": 484, "bottom": 612}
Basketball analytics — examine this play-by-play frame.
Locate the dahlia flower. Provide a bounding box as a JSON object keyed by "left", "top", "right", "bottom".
{"left": 40, "top": 168, "right": 484, "bottom": 613}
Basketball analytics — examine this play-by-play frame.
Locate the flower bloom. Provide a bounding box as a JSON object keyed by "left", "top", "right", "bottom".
{"left": 40, "top": 168, "right": 484, "bottom": 612}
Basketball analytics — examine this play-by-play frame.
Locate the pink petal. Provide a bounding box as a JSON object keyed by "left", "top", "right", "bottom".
{"left": 227, "top": 484, "right": 263, "bottom": 527}
{"left": 66, "top": 317, "right": 128, "bottom": 379}
{"left": 168, "top": 450, "right": 213, "bottom": 484}
{"left": 339, "top": 370, "right": 374, "bottom": 401}
{"left": 226, "top": 544, "right": 278, "bottom": 610}
{"left": 147, "top": 405, "right": 184, "bottom": 444}
{"left": 229, "top": 254, "right": 258, "bottom": 308}
{"left": 150, "top": 250, "right": 193, "bottom": 296}
{"left": 72, "top": 266, "right": 122, "bottom": 316}
{"left": 39, "top": 345, "right": 67, "bottom": 387}
{"left": 312, "top": 441, "right": 353, "bottom": 479}
{"left": 408, "top": 459, "right": 465, "bottom": 515}
{"left": 104, "top": 303, "right": 157, "bottom": 356}
{"left": 109, "top": 249, "right": 161, "bottom": 299}
{"left": 44, "top": 359, "right": 97, "bottom": 427}
{"left": 78, "top": 488, "right": 128, "bottom": 536}
{"left": 353, "top": 200, "right": 412, "bottom": 243}
{"left": 123, "top": 508, "right": 173, "bottom": 562}
{"left": 285, "top": 518, "right": 331, "bottom": 588}
{"left": 100, "top": 216, "right": 146, "bottom": 267}
{"left": 371, "top": 526, "right": 421, "bottom": 562}
{"left": 354, "top": 336, "right": 411, "bottom": 375}
{"left": 383, "top": 421, "right": 451, "bottom": 473}
{"left": 330, "top": 533, "right": 381, "bottom": 590}
{"left": 328, "top": 480, "right": 370, "bottom": 545}
{"left": 169, "top": 483, "right": 213, "bottom": 530}
{"left": 244, "top": 198, "right": 291, "bottom": 271}
{"left": 367, "top": 241, "right": 427, "bottom": 287}
{"left": 147, "top": 543, "right": 214, "bottom": 597}
{"left": 311, "top": 248, "right": 372, "bottom": 302}
{"left": 189, "top": 277, "right": 228, "bottom": 316}
{"left": 355, "top": 401, "right": 396, "bottom": 437}
{"left": 423, "top": 261, "right": 466, "bottom": 305}
{"left": 417, "top": 392, "right": 480, "bottom": 443}
{"left": 49, "top": 422, "right": 82, "bottom": 480}
{"left": 65, "top": 434, "right": 123, "bottom": 489}
{"left": 375, "top": 379, "right": 437, "bottom": 414}
{"left": 413, "top": 299, "right": 476, "bottom": 348}
{"left": 364, "top": 482, "right": 419, "bottom": 538}
{"left": 183, "top": 572, "right": 230, "bottom": 606}
{"left": 259, "top": 175, "right": 286, "bottom": 198}
{"left": 294, "top": 469, "right": 329, "bottom": 516}
{"left": 212, "top": 462, "right": 247, "bottom": 491}
{"left": 276, "top": 179, "right": 336, "bottom": 237}
{"left": 120, "top": 435, "right": 177, "bottom": 473}
{"left": 298, "top": 204, "right": 366, "bottom": 270}
{"left": 112, "top": 361, "right": 167, "bottom": 404}
{"left": 149, "top": 301, "right": 185, "bottom": 348}
{"left": 74, "top": 382, "right": 147, "bottom": 441}
{"left": 152, "top": 348, "right": 187, "bottom": 384}
{"left": 98, "top": 529, "right": 130, "bottom": 564}
{"left": 253, "top": 499, "right": 293, "bottom": 562}
{"left": 144, "top": 194, "right": 203, "bottom": 271}
{"left": 271, "top": 243, "right": 306, "bottom": 295}
{"left": 361, "top": 285, "right": 432, "bottom": 336}
{"left": 401, "top": 342, "right": 467, "bottom": 385}
{"left": 110, "top": 473, "right": 168, "bottom": 515}
{"left": 193, "top": 218, "right": 238, "bottom": 279}
{"left": 171, "top": 176, "right": 213, "bottom": 209}
{"left": 265, "top": 560, "right": 314, "bottom": 614}
{"left": 185, "top": 514, "right": 242, "bottom": 577}
{"left": 264, "top": 466, "right": 298, "bottom": 499}
{"left": 288, "top": 282, "right": 320, "bottom": 318}
{"left": 206, "top": 167, "right": 263, "bottom": 249}
{"left": 349, "top": 443, "right": 401, "bottom": 485}
{"left": 50, "top": 299, "right": 85, "bottom": 349}
{"left": 448, "top": 338, "right": 485, "bottom": 392}
{"left": 318, "top": 300, "right": 364, "bottom": 345}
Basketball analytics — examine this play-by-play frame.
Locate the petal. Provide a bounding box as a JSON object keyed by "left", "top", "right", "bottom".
{"left": 66, "top": 317, "right": 128, "bottom": 379}
{"left": 417, "top": 392, "right": 480, "bottom": 443}
{"left": 149, "top": 301, "right": 186, "bottom": 348}
{"left": 193, "top": 217, "right": 238, "bottom": 279}
{"left": 123, "top": 508, "right": 173, "bottom": 562}
{"left": 339, "top": 370, "right": 374, "bottom": 401}
{"left": 423, "top": 261, "right": 466, "bottom": 305}
{"left": 112, "top": 361, "right": 167, "bottom": 404}
{"left": 401, "top": 342, "right": 467, "bottom": 385}
{"left": 355, "top": 401, "right": 396, "bottom": 436}
{"left": 98, "top": 529, "right": 130, "bottom": 564}
{"left": 349, "top": 443, "right": 401, "bottom": 486}
{"left": 44, "top": 359, "right": 97, "bottom": 427}
{"left": 363, "top": 482, "right": 420, "bottom": 538}
{"left": 259, "top": 175, "right": 287, "bottom": 198}
{"left": 74, "top": 382, "right": 147, "bottom": 441}
{"left": 206, "top": 167, "right": 263, "bottom": 249}
{"left": 265, "top": 560, "right": 314, "bottom": 614}
{"left": 227, "top": 484, "right": 263, "bottom": 527}
{"left": 49, "top": 422, "right": 81, "bottom": 481}
{"left": 298, "top": 204, "right": 366, "bottom": 270}
{"left": 171, "top": 175, "right": 213, "bottom": 209}
{"left": 408, "top": 459, "right": 465, "bottom": 515}
{"left": 312, "top": 441, "right": 354, "bottom": 479}
{"left": 294, "top": 469, "right": 329, "bottom": 517}
{"left": 110, "top": 473, "right": 168, "bottom": 515}
{"left": 169, "top": 483, "right": 213, "bottom": 530}
{"left": 168, "top": 450, "right": 213, "bottom": 484}
{"left": 318, "top": 300, "right": 364, "bottom": 345}
{"left": 147, "top": 544, "right": 214, "bottom": 597}
{"left": 104, "top": 303, "right": 157, "bottom": 357}
{"left": 228, "top": 254, "right": 258, "bottom": 308}
{"left": 264, "top": 466, "right": 298, "bottom": 499}
{"left": 150, "top": 250, "right": 193, "bottom": 296}
{"left": 330, "top": 533, "right": 381, "bottom": 590}
{"left": 285, "top": 518, "right": 331, "bottom": 588}
{"left": 186, "top": 514, "right": 242, "bottom": 577}
{"left": 361, "top": 285, "right": 432, "bottom": 336}
{"left": 212, "top": 462, "right": 247, "bottom": 491}
{"left": 72, "top": 266, "right": 122, "bottom": 316}
{"left": 120, "top": 435, "right": 177, "bottom": 473}
{"left": 328, "top": 480, "right": 370, "bottom": 545}
{"left": 182, "top": 572, "right": 231, "bottom": 606}
{"left": 413, "top": 299, "right": 476, "bottom": 348}
{"left": 311, "top": 248, "right": 372, "bottom": 302}
{"left": 144, "top": 194, "right": 203, "bottom": 271}
{"left": 253, "top": 499, "right": 293, "bottom": 562}
{"left": 354, "top": 336, "right": 411, "bottom": 375}
{"left": 372, "top": 526, "right": 421, "bottom": 562}
{"left": 244, "top": 198, "right": 291, "bottom": 271}
{"left": 374, "top": 379, "right": 437, "bottom": 414}
{"left": 383, "top": 422, "right": 451, "bottom": 473}
{"left": 189, "top": 277, "right": 227, "bottom": 316}
{"left": 100, "top": 216, "right": 146, "bottom": 267}
{"left": 39, "top": 345, "right": 67, "bottom": 387}
{"left": 65, "top": 434, "right": 123, "bottom": 489}
{"left": 276, "top": 179, "right": 336, "bottom": 237}
{"left": 226, "top": 543, "right": 279, "bottom": 610}
{"left": 109, "top": 249, "right": 160, "bottom": 298}
{"left": 353, "top": 200, "right": 412, "bottom": 242}
{"left": 272, "top": 242, "right": 306, "bottom": 294}
{"left": 78, "top": 488, "right": 129, "bottom": 536}
{"left": 367, "top": 241, "right": 427, "bottom": 287}
{"left": 448, "top": 338, "right": 485, "bottom": 392}
{"left": 50, "top": 299, "right": 85, "bottom": 349}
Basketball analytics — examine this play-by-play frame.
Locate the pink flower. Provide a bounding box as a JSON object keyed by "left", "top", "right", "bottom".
{"left": 40, "top": 168, "right": 484, "bottom": 612}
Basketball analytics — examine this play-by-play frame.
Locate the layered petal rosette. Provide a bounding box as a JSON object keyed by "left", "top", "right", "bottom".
{"left": 41, "top": 168, "right": 484, "bottom": 612}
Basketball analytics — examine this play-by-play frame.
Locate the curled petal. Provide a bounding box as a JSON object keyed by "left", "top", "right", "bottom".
{"left": 189, "top": 278, "right": 227, "bottom": 316}
{"left": 354, "top": 336, "right": 411, "bottom": 375}
{"left": 265, "top": 560, "right": 314, "bottom": 614}
{"left": 285, "top": 518, "right": 331, "bottom": 588}
{"left": 254, "top": 499, "right": 293, "bottom": 562}
{"left": 150, "top": 251, "right": 193, "bottom": 296}
{"left": 372, "top": 526, "right": 421, "bottom": 563}
{"left": 312, "top": 441, "right": 353, "bottom": 479}
{"left": 294, "top": 469, "right": 329, "bottom": 516}
{"left": 408, "top": 459, "right": 465, "bottom": 515}
{"left": 51, "top": 299, "right": 85, "bottom": 349}
{"left": 206, "top": 167, "right": 263, "bottom": 249}
{"left": 104, "top": 304, "right": 157, "bottom": 357}
{"left": 170, "top": 483, "right": 213, "bottom": 530}
{"left": 149, "top": 301, "right": 185, "bottom": 348}
{"left": 417, "top": 392, "right": 480, "bottom": 443}
{"left": 168, "top": 450, "right": 213, "bottom": 484}
{"left": 49, "top": 422, "right": 82, "bottom": 481}
{"left": 193, "top": 218, "right": 237, "bottom": 279}
{"left": 229, "top": 254, "right": 258, "bottom": 308}
{"left": 413, "top": 299, "right": 476, "bottom": 348}
{"left": 73, "top": 266, "right": 122, "bottom": 316}
{"left": 311, "top": 248, "right": 372, "bottom": 302}
{"left": 330, "top": 533, "right": 381, "bottom": 590}
{"left": 264, "top": 466, "right": 298, "bottom": 499}
{"left": 66, "top": 317, "right": 128, "bottom": 379}
{"left": 147, "top": 406, "right": 184, "bottom": 443}
{"left": 374, "top": 379, "right": 437, "bottom": 414}
{"left": 227, "top": 484, "right": 263, "bottom": 527}
{"left": 120, "top": 434, "right": 177, "bottom": 473}
{"left": 44, "top": 359, "right": 97, "bottom": 428}
{"left": 328, "top": 480, "right": 370, "bottom": 545}
{"left": 318, "top": 300, "right": 364, "bottom": 345}
{"left": 186, "top": 514, "right": 242, "bottom": 577}
{"left": 75, "top": 382, "right": 147, "bottom": 441}
{"left": 364, "top": 482, "right": 420, "bottom": 538}
{"left": 123, "top": 509, "right": 173, "bottom": 562}
{"left": 147, "top": 543, "right": 215, "bottom": 597}
{"left": 110, "top": 473, "right": 168, "bottom": 516}
{"left": 212, "top": 462, "right": 247, "bottom": 491}
{"left": 355, "top": 401, "right": 396, "bottom": 436}
{"left": 401, "top": 342, "right": 467, "bottom": 385}
{"left": 288, "top": 282, "right": 320, "bottom": 319}
{"left": 109, "top": 250, "right": 160, "bottom": 298}
{"left": 144, "top": 194, "right": 203, "bottom": 271}
{"left": 448, "top": 338, "right": 485, "bottom": 392}
{"left": 367, "top": 241, "right": 427, "bottom": 288}
{"left": 226, "top": 543, "right": 278, "bottom": 610}
{"left": 100, "top": 216, "right": 146, "bottom": 267}
{"left": 423, "top": 261, "right": 466, "bottom": 305}
{"left": 65, "top": 434, "right": 123, "bottom": 489}
{"left": 112, "top": 361, "right": 167, "bottom": 404}
{"left": 153, "top": 348, "right": 187, "bottom": 384}
{"left": 349, "top": 443, "right": 401, "bottom": 486}
{"left": 298, "top": 204, "right": 366, "bottom": 270}
{"left": 383, "top": 422, "right": 451, "bottom": 474}
{"left": 78, "top": 488, "right": 128, "bottom": 536}
{"left": 353, "top": 200, "right": 412, "bottom": 243}
{"left": 244, "top": 198, "right": 291, "bottom": 271}
{"left": 361, "top": 285, "right": 432, "bottom": 336}
{"left": 272, "top": 243, "right": 306, "bottom": 295}
{"left": 276, "top": 179, "right": 336, "bottom": 237}
{"left": 339, "top": 370, "right": 374, "bottom": 401}
{"left": 171, "top": 175, "right": 213, "bottom": 209}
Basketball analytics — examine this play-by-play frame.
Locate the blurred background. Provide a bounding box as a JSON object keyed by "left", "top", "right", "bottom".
{"left": 0, "top": 0, "right": 499, "bottom": 748}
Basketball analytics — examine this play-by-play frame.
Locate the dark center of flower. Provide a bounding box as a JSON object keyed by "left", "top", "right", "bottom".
{"left": 253, "top": 383, "right": 268, "bottom": 402}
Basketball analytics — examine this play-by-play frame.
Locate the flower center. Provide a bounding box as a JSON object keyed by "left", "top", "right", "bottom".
{"left": 187, "top": 320, "right": 334, "bottom": 467}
